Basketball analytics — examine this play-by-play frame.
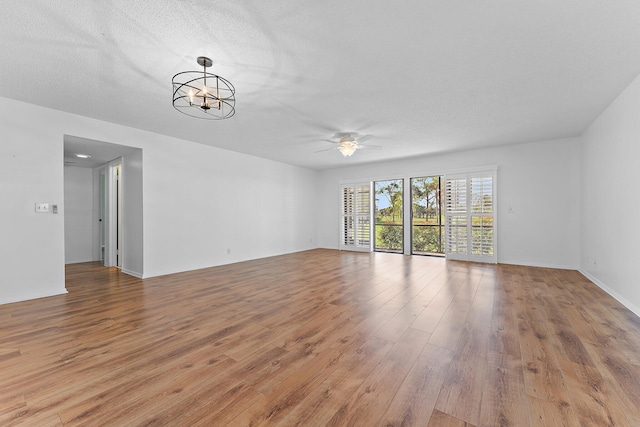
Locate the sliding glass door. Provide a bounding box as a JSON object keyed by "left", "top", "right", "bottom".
{"left": 374, "top": 179, "right": 403, "bottom": 253}
{"left": 340, "top": 170, "right": 497, "bottom": 262}
{"left": 411, "top": 176, "right": 444, "bottom": 256}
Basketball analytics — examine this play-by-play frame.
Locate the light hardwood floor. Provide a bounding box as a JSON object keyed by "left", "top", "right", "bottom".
{"left": 1, "top": 249, "right": 640, "bottom": 426}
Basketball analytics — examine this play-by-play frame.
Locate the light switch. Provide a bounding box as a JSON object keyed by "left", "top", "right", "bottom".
{"left": 35, "top": 203, "right": 49, "bottom": 213}
{"left": 52, "top": 205, "right": 58, "bottom": 214}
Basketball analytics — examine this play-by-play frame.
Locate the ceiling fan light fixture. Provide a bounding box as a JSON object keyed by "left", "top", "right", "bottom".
{"left": 338, "top": 141, "right": 357, "bottom": 157}
{"left": 172, "top": 56, "right": 235, "bottom": 120}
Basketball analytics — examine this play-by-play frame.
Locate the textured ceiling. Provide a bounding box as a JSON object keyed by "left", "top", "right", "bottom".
{"left": 2, "top": 1, "right": 640, "bottom": 170}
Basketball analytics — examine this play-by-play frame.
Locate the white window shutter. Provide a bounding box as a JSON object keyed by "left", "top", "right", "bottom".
{"left": 340, "top": 183, "right": 372, "bottom": 251}
{"left": 470, "top": 175, "right": 495, "bottom": 261}
{"left": 445, "top": 171, "right": 497, "bottom": 263}
{"left": 445, "top": 175, "right": 469, "bottom": 260}
{"left": 342, "top": 186, "right": 355, "bottom": 246}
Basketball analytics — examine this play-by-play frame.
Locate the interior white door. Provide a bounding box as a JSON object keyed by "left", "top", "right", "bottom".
{"left": 105, "top": 158, "right": 123, "bottom": 268}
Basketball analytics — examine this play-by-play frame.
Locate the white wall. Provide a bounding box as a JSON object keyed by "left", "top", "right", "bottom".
{"left": 64, "top": 166, "right": 94, "bottom": 263}
{"left": 0, "top": 106, "right": 67, "bottom": 304}
{"left": 122, "top": 150, "right": 144, "bottom": 277}
{"left": 0, "top": 96, "right": 318, "bottom": 304}
{"left": 581, "top": 73, "right": 640, "bottom": 316}
{"left": 318, "top": 138, "right": 582, "bottom": 269}
{"left": 143, "top": 141, "right": 318, "bottom": 276}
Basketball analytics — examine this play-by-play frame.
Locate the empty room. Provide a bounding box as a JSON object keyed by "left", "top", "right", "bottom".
{"left": 1, "top": 1, "right": 640, "bottom": 426}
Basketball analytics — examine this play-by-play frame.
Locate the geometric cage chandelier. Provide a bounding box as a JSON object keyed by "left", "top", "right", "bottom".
{"left": 172, "top": 56, "right": 236, "bottom": 120}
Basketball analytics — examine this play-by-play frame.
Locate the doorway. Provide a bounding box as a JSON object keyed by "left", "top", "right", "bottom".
{"left": 63, "top": 135, "right": 143, "bottom": 277}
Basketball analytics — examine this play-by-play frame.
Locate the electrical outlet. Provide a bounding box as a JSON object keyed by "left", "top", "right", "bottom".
{"left": 227, "top": 248, "right": 231, "bottom": 254}
{"left": 35, "top": 203, "right": 49, "bottom": 213}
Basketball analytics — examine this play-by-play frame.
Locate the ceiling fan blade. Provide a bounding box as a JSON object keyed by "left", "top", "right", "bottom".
{"left": 299, "top": 120, "right": 340, "bottom": 135}
{"left": 314, "top": 147, "right": 337, "bottom": 153}
{"left": 321, "top": 139, "right": 338, "bottom": 144}
{"left": 359, "top": 144, "right": 382, "bottom": 148}
{"left": 356, "top": 134, "right": 373, "bottom": 143}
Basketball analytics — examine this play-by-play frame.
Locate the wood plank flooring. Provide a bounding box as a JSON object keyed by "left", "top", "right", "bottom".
{"left": 1, "top": 249, "right": 640, "bottom": 426}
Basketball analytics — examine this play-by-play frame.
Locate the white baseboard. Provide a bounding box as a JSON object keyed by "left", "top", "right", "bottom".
{"left": 0, "top": 288, "right": 68, "bottom": 306}
{"left": 497, "top": 259, "right": 578, "bottom": 270}
{"left": 578, "top": 269, "right": 640, "bottom": 318}
{"left": 122, "top": 269, "right": 143, "bottom": 279}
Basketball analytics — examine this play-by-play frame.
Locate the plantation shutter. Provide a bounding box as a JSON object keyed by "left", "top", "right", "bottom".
{"left": 444, "top": 171, "right": 496, "bottom": 263}
{"left": 340, "top": 183, "right": 371, "bottom": 251}
{"left": 444, "top": 176, "right": 468, "bottom": 260}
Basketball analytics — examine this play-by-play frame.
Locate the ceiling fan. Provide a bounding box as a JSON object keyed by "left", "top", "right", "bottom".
{"left": 315, "top": 132, "right": 380, "bottom": 157}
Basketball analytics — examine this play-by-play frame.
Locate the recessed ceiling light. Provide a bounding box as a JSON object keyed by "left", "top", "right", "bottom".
{"left": 75, "top": 154, "right": 91, "bottom": 158}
